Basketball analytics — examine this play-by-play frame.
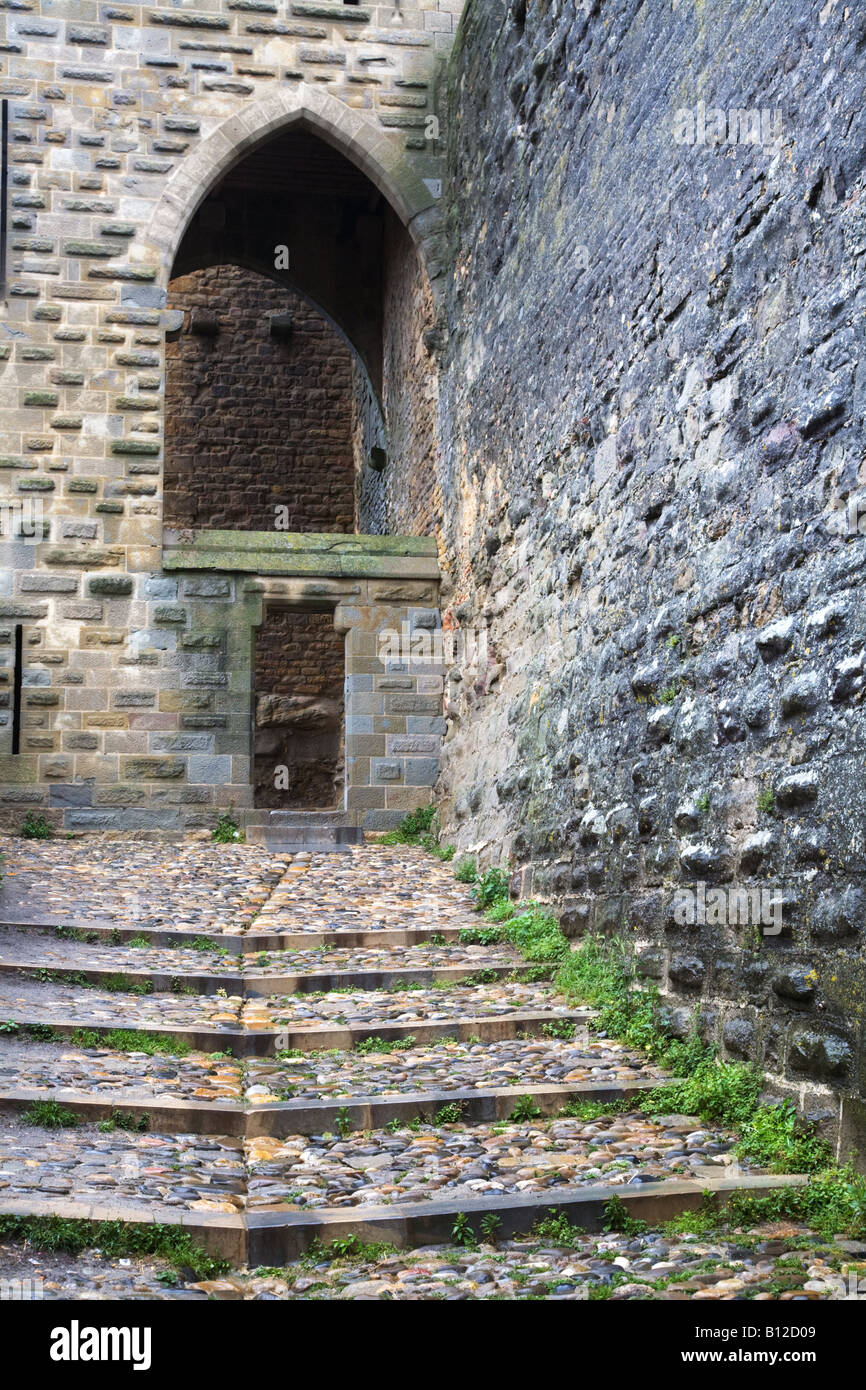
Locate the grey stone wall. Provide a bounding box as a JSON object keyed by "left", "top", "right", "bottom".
{"left": 434, "top": 0, "right": 866, "bottom": 1146}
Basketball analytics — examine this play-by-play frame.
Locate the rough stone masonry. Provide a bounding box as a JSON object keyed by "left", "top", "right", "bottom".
{"left": 433, "top": 0, "right": 866, "bottom": 1158}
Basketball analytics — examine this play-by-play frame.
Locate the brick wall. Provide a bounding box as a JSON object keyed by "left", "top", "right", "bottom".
{"left": 164, "top": 265, "right": 355, "bottom": 533}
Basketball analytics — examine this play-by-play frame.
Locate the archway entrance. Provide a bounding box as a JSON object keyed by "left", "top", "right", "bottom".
{"left": 158, "top": 113, "right": 442, "bottom": 831}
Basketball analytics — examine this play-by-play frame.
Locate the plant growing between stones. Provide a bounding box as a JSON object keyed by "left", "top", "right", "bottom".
{"left": 454, "top": 856, "right": 477, "bottom": 883}
{"left": 70, "top": 1027, "right": 191, "bottom": 1057}
{"left": 434, "top": 1101, "right": 465, "bottom": 1125}
{"left": 20, "top": 812, "right": 53, "bottom": 840}
{"left": 451, "top": 1212, "right": 476, "bottom": 1248}
{"left": 479, "top": 1212, "right": 502, "bottom": 1243}
{"left": 757, "top": 787, "right": 775, "bottom": 814}
{"left": 104, "top": 973, "right": 152, "bottom": 996}
{"left": 602, "top": 1195, "right": 648, "bottom": 1236}
{"left": 354, "top": 1034, "right": 416, "bottom": 1054}
{"left": 558, "top": 1097, "right": 632, "bottom": 1120}
{"left": 22, "top": 1100, "right": 78, "bottom": 1129}
{"left": 459, "top": 925, "right": 504, "bottom": 946}
{"left": 735, "top": 1099, "right": 833, "bottom": 1174}
{"left": 0, "top": 1216, "right": 228, "bottom": 1280}
{"left": 22, "top": 1023, "right": 57, "bottom": 1042}
{"left": 213, "top": 808, "right": 244, "bottom": 844}
{"left": 381, "top": 805, "right": 456, "bottom": 859}
{"left": 509, "top": 1095, "right": 541, "bottom": 1122}
{"left": 471, "top": 867, "right": 511, "bottom": 910}
{"left": 97, "top": 1110, "right": 149, "bottom": 1134}
{"left": 532, "top": 1210, "right": 586, "bottom": 1246}
{"left": 541, "top": 1019, "right": 576, "bottom": 1040}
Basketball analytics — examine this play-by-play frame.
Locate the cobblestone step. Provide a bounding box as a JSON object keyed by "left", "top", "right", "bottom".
{"left": 0, "top": 1078, "right": 673, "bottom": 1138}
{"left": 1, "top": 960, "right": 539, "bottom": 996}
{"left": 0, "top": 1109, "right": 750, "bottom": 1215}
{"left": 0, "top": 1173, "right": 808, "bottom": 1265}
{"left": 244, "top": 1034, "right": 661, "bottom": 1099}
{"left": 7, "top": 1034, "right": 655, "bottom": 1105}
{"left": 0, "top": 927, "right": 529, "bottom": 996}
{"left": 245, "top": 829, "right": 361, "bottom": 853}
{"left": 0, "top": 837, "right": 817, "bottom": 1299}
{"left": 2, "top": 1014, "right": 595, "bottom": 1057}
{"left": 7, "top": 1221, "right": 850, "bottom": 1302}
{"left": 0, "top": 921, "right": 469, "bottom": 951}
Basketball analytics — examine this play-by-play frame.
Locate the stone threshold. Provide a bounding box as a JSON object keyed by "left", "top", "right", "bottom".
{"left": 162, "top": 528, "right": 439, "bottom": 580}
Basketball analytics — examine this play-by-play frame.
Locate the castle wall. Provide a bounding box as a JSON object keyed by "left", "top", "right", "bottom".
{"left": 434, "top": 0, "right": 866, "bottom": 1150}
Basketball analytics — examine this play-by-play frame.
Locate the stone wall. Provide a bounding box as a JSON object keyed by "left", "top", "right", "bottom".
{"left": 378, "top": 208, "right": 442, "bottom": 540}
{"left": 353, "top": 359, "right": 388, "bottom": 535}
{"left": 434, "top": 0, "right": 866, "bottom": 1150}
{"left": 165, "top": 266, "right": 355, "bottom": 534}
{"left": 0, "top": 1, "right": 456, "bottom": 829}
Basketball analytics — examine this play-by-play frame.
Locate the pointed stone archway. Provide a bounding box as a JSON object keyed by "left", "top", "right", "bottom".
{"left": 143, "top": 85, "right": 446, "bottom": 303}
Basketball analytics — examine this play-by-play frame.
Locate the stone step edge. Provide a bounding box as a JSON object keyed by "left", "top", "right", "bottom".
{"left": 0, "top": 960, "right": 532, "bottom": 996}
{"left": 4, "top": 1009, "right": 597, "bottom": 1056}
{"left": 0, "top": 1078, "right": 672, "bottom": 1137}
{"left": 245, "top": 1173, "right": 810, "bottom": 1262}
{"left": 0, "top": 923, "right": 471, "bottom": 950}
{"left": 0, "top": 1195, "right": 246, "bottom": 1265}
{"left": 0, "top": 1174, "right": 809, "bottom": 1265}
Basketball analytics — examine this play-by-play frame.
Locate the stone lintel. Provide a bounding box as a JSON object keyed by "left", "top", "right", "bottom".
{"left": 163, "top": 529, "right": 439, "bottom": 581}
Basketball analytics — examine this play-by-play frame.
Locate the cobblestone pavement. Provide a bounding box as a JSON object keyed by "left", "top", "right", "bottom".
{"left": 244, "top": 1112, "right": 752, "bottom": 1210}
{"left": 0, "top": 975, "right": 579, "bottom": 1038}
{"left": 252, "top": 846, "right": 484, "bottom": 935}
{"left": 0, "top": 1118, "right": 246, "bottom": 1213}
{"left": 0, "top": 975, "right": 245, "bottom": 1031}
{"left": 0, "top": 1111, "right": 747, "bottom": 1215}
{"left": 0, "top": 927, "right": 237, "bottom": 978}
{"left": 0, "top": 1043, "right": 244, "bottom": 1104}
{"left": 244, "top": 982, "right": 578, "bottom": 1033}
{"left": 0, "top": 836, "right": 285, "bottom": 933}
{"left": 0, "top": 1243, "right": 210, "bottom": 1300}
{"left": 0, "top": 835, "right": 825, "bottom": 1302}
{"left": 238, "top": 942, "right": 522, "bottom": 976}
{"left": 4, "top": 1227, "right": 862, "bottom": 1301}
{"left": 215, "top": 1229, "right": 866, "bottom": 1301}
{"left": 245, "top": 1036, "right": 665, "bottom": 1102}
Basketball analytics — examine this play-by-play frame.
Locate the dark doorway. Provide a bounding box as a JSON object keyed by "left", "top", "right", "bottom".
{"left": 253, "top": 607, "right": 345, "bottom": 809}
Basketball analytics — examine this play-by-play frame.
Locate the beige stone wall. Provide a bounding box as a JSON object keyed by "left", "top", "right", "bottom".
{"left": 0, "top": 1, "right": 457, "bottom": 827}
